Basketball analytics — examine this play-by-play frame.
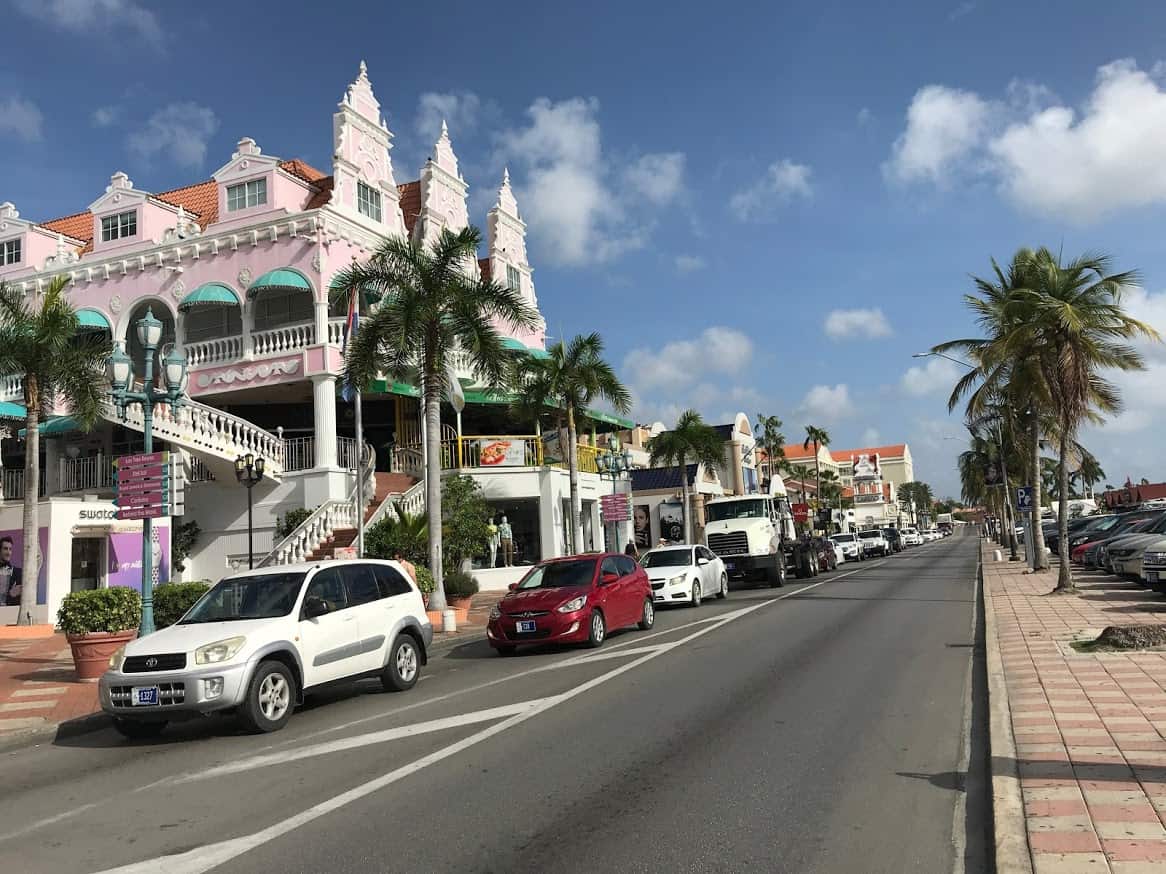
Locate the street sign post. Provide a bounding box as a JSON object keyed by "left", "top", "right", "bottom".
{"left": 1016, "top": 486, "right": 1034, "bottom": 512}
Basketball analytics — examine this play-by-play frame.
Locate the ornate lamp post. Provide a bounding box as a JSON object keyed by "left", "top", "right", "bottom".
{"left": 596, "top": 437, "right": 632, "bottom": 552}
{"left": 235, "top": 454, "right": 266, "bottom": 569}
{"left": 107, "top": 308, "right": 187, "bottom": 635}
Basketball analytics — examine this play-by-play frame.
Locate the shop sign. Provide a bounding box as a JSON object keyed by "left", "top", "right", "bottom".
{"left": 477, "top": 439, "right": 525, "bottom": 467}
{"left": 854, "top": 493, "right": 882, "bottom": 504}
{"left": 792, "top": 503, "right": 809, "bottom": 523}
{"left": 600, "top": 493, "right": 631, "bottom": 522}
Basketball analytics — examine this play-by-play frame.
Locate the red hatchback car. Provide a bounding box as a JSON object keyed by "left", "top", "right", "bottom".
{"left": 487, "top": 553, "right": 655, "bottom": 655}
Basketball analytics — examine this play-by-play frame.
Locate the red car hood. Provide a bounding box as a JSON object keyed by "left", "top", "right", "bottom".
{"left": 500, "top": 587, "right": 591, "bottom": 614}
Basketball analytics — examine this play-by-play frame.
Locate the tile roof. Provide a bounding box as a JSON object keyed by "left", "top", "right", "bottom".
{"left": 631, "top": 464, "right": 698, "bottom": 491}
{"left": 782, "top": 444, "right": 827, "bottom": 461}
{"left": 832, "top": 444, "right": 908, "bottom": 463}
{"left": 398, "top": 180, "right": 421, "bottom": 236}
{"left": 35, "top": 159, "right": 329, "bottom": 255}
{"left": 478, "top": 257, "right": 491, "bottom": 282}
{"left": 305, "top": 176, "right": 333, "bottom": 210}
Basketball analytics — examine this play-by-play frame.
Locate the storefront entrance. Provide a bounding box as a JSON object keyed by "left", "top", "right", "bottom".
{"left": 480, "top": 498, "right": 540, "bottom": 569}
{"left": 71, "top": 537, "right": 103, "bottom": 592}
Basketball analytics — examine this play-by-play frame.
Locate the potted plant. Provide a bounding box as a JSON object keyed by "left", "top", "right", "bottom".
{"left": 57, "top": 587, "right": 141, "bottom": 681}
{"left": 443, "top": 569, "right": 479, "bottom": 621}
{"left": 414, "top": 565, "right": 435, "bottom": 608}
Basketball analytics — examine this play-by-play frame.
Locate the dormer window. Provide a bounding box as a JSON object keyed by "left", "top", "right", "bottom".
{"left": 227, "top": 178, "right": 267, "bottom": 212}
{"left": 1, "top": 238, "right": 20, "bottom": 266}
{"left": 357, "top": 181, "right": 382, "bottom": 222}
{"left": 506, "top": 264, "right": 521, "bottom": 291}
{"left": 101, "top": 211, "right": 137, "bottom": 242}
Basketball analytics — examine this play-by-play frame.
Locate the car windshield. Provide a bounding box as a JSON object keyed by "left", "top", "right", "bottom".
{"left": 858, "top": 530, "right": 882, "bottom": 539}
{"left": 642, "top": 549, "right": 693, "bottom": 568}
{"left": 517, "top": 559, "right": 596, "bottom": 590}
{"left": 832, "top": 534, "right": 856, "bottom": 542}
{"left": 180, "top": 572, "right": 307, "bottom": 623}
{"left": 705, "top": 500, "right": 767, "bottom": 522}
{"left": 902, "top": 529, "right": 917, "bottom": 535}
{"left": 1081, "top": 515, "right": 1118, "bottom": 532}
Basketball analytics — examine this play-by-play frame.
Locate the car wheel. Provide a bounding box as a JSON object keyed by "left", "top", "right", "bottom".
{"left": 768, "top": 561, "right": 784, "bottom": 587}
{"left": 381, "top": 634, "right": 421, "bottom": 692}
{"left": 587, "top": 610, "right": 607, "bottom": 648}
{"left": 112, "top": 718, "right": 166, "bottom": 740}
{"left": 237, "top": 660, "right": 296, "bottom": 734}
{"left": 638, "top": 598, "right": 655, "bottom": 630}
{"left": 495, "top": 645, "right": 517, "bottom": 657}
{"left": 690, "top": 581, "right": 702, "bottom": 607}
{"left": 717, "top": 573, "right": 728, "bottom": 599}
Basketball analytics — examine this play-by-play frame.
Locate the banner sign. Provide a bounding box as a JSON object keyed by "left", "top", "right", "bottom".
{"left": 477, "top": 439, "right": 525, "bottom": 467}
{"left": 792, "top": 503, "right": 809, "bottom": 523}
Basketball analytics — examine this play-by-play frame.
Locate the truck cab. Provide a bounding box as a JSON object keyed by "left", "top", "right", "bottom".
{"left": 704, "top": 495, "right": 787, "bottom": 586}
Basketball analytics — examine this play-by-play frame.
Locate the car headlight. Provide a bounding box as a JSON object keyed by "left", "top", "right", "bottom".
{"left": 194, "top": 636, "right": 247, "bottom": 665}
{"left": 557, "top": 595, "right": 588, "bottom": 613}
{"left": 667, "top": 574, "right": 687, "bottom": 586}
{"left": 108, "top": 645, "right": 127, "bottom": 671}
{"left": 1145, "top": 551, "right": 1166, "bottom": 565}
{"left": 489, "top": 606, "right": 502, "bottom": 620}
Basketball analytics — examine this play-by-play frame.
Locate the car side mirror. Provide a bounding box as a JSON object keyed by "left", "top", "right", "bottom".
{"left": 303, "top": 595, "right": 330, "bottom": 619}
{"left": 696, "top": 557, "right": 709, "bottom": 566}
{"left": 601, "top": 572, "right": 619, "bottom": 585}
{"left": 507, "top": 583, "right": 518, "bottom": 592}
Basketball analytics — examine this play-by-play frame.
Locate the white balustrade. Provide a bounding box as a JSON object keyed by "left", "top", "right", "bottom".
{"left": 0, "top": 373, "right": 23, "bottom": 403}
{"left": 391, "top": 446, "right": 424, "bottom": 479}
{"left": 185, "top": 335, "right": 243, "bottom": 368}
{"left": 1, "top": 467, "right": 45, "bottom": 501}
{"left": 251, "top": 322, "right": 315, "bottom": 357}
{"left": 337, "top": 436, "right": 359, "bottom": 470}
{"left": 363, "top": 478, "right": 426, "bottom": 532}
{"left": 58, "top": 455, "right": 114, "bottom": 493}
{"left": 327, "top": 317, "right": 347, "bottom": 345}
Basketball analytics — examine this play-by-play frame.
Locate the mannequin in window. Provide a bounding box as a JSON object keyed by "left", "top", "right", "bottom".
{"left": 487, "top": 517, "right": 499, "bottom": 569}
{"left": 498, "top": 515, "right": 514, "bottom": 567}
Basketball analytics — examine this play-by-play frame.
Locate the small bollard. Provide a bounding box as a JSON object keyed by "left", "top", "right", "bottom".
{"left": 993, "top": 549, "right": 1003, "bottom": 562}
{"left": 442, "top": 608, "right": 457, "bottom": 633}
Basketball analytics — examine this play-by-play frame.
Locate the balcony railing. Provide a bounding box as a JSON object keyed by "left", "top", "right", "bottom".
{"left": 0, "top": 373, "right": 22, "bottom": 403}
{"left": 420, "top": 436, "right": 601, "bottom": 473}
{"left": 1, "top": 467, "right": 46, "bottom": 501}
{"left": 283, "top": 435, "right": 363, "bottom": 473}
{"left": 183, "top": 318, "right": 349, "bottom": 372}
{"left": 185, "top": 335, "right": 243, "bottom": 368}
{"left": 58, "top": 455, "right": 114, "bottom": 493}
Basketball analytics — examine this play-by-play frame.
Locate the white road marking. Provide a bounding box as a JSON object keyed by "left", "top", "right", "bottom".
{"left": 172, "top": 698, "right": 558, "bottom": 784}
{"left": 0, "top": 801, "right": 101, "bottom": 843}
{"left": 94, "top": 573, "right": 847, "bottom": 874}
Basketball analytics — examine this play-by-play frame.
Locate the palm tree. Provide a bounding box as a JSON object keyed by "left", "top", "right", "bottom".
{"left": 339, "top": 226, "right": 539, "bottom": 611}
{"left": 802, "top": 425, "right": 830, "bottom": 523}
{"left": 648, "top": 409, "right": 725, "bottom": 543}
{"left": 754, "top": 413, "right": 787, "bottom": 490}
{"left": 511, "top": 333, "right": 629, "bottom": 553}
{"left": 1019, "top": 249, "right": 1158, "bottom": 591}
{"left": 0, "top": 277, "right": 111, "bottom": 624}
{"left": 1073, "top": 449, "right": 1105, "bottom": 498}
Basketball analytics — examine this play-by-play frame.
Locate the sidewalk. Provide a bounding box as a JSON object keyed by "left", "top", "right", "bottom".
{"left": 984, "top": 543, "right": 1166, "bottom": 873}
{"left": 0, "top": 591, "right": 505, "bottom": 748}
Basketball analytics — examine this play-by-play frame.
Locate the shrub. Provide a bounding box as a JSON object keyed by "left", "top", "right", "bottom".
{"left": 365, "top": 503, "right": 428, "bottom": 564}
{"left": 413, "top": 564, "right": 435, "bottom": 595}
{"left": 442, "top": 568, "right": 479, "bottom": 598}
{"left": 275, "top": 506, "right": 316, "bottom": 541}
{"left": 172, "top": 520, "right": 201, "bottom": 573}
{"left": 441, "top": 476, "right": 492, "bottom": 567}
{"left": 154, "top": 581, "right": 211, "bottom": 628}
{"left": 57, "top": 587, "right": 141, "bottom": 635}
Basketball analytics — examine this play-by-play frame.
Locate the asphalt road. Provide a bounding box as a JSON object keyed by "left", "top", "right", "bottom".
{"left": 0, "top": 534, "right": 985, "bottom": 874}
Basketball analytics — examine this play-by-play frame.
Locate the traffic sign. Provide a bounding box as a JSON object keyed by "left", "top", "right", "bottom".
{"left": 1016, "top": 486, "right": 1034, "bottom": 512}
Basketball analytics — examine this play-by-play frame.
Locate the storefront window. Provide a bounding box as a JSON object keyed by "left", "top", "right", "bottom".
{"left": 480, "top": 499, "right": 541, "bottom": 568}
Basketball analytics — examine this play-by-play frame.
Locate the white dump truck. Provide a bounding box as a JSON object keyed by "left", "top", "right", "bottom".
{"left": 703, "top": 480, "right": 815, "bottom": 585}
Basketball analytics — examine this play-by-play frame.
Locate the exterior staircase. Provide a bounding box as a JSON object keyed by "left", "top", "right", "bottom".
{"left": 304, "top": 472, "right": 417, "bottom": 560}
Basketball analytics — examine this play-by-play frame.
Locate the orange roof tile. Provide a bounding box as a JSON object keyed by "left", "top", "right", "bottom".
{"left": 39, "top": 211, "right": 90, "bottom": 243}
{"left": 398, "top": 180, "right": 421, "bottom": 236}
{"left": 279, "top": 159, "right": 326, "bottom": 183}
{"left": 478, "top": 257, "right": 491, "bottom": 282}
{"left": 305, "top": 176, "right": 333, "bottom": 210}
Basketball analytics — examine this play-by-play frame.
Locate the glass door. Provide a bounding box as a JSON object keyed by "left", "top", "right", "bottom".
{"left": 70, "top": 537, "right": 103, "bottom": 592}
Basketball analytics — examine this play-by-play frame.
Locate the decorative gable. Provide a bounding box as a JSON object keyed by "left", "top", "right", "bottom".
{"left": 0, "top": 202, "right": 84, "bottom": 275}
{"left": 88, "top": 171, "right": 181, "bottom": 253}
{"left": 487, "top": 168, "right": 536, "bottom": 305}
{"left": 417, "top": 121, "right": 469, "bottom": 248}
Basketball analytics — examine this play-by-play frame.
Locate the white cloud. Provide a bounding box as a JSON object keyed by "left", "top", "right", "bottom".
{"left": 623, "top": 152, "right": 685, "bottom": 205}
{"left": 415, "top": 91, "right": 482, "bottom": 142}
{"left": 674, "top": 255, "right": 706, "bottom": 274}
{"left": 885, "top": 85, "right": 989, "bottom": 184}
{"left": 900, "top": 357, "right": 963, "bottom": 397}
{"left": 862, "top": 427, "right": 882, "bottom": 444}
{"left": 948, "top": 1, "right": 976, "bottom": 21}
{"left": 128, "top": 103, "right": 219, "bottom": 167}
{"left": 92, "top": 106, "right": 117, "bottom": 127}
{"left": 0, "top": 96, "right": 43, "bottom": 141}
{"left": 857, "top": 107, "right": 874, "bottom": 126}
{"left": 730, "top": 159, "right": 813, "bottom": 219}
{"left": 824, "top": 308, "right": 893, "bottom": 339}
{"left": 15, "top": 0, "right": 162, "bottom": 46}
{"left": 497, "top": 97, "right": 682, "bottom": 265}
{"left": 797, "top": 384, "right": 855, "bottom": 423}
{"left": 623, "top": 327, "right": 754, "bottom": 392}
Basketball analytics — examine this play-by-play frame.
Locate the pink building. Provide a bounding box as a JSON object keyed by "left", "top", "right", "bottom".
{"left": 0, "top": 63, "right": 623, "bottom": 620}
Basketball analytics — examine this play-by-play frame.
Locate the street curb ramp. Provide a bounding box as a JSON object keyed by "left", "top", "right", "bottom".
{"left": 980, "top": 550, "right": 1034, "bottom": 874}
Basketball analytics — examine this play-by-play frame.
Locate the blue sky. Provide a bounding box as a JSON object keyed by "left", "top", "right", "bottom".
{"left": 5, "top": 1, "right": 1166, "bottom": 497}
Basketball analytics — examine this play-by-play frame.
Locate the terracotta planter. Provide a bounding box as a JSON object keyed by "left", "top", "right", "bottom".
{"left": 422, "top": 593, "right": 430, "bottom": 609}
{"left": 67, "top": 629, "right": 137, "bottom": 681}
{"left": 448, "top": 595, "right": 473, "bottom": 612}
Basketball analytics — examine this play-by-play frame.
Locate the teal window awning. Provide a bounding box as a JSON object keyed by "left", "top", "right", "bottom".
{"left": 526, "top": 346, "right": 551, "bottom": 360}
{"left": 247, "top": 268, "right": 313, "bottom": 299}
{"left": 18, "top": 415, "right": 82, "bottom": 437}
{"left": 178, "top": 282, "right": 242, "bottom": 312}
{"left": 0, "top": 401, "right": 26, "bottom": 420}
{"left": 501, "top": 337, "right": 528, "bottom": 353}
{"left": 76, "top": 309, "right": 112, "bottom": 331}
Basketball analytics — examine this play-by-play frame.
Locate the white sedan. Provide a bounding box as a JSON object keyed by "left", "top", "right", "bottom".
{"left": 900, "top": 528, "right": 923, "bottom": 547}
{"left": 640, "top": 544, "right": 727, "bottom": 607}
{"left": 830, "top": 533, "right": 863, "bottom": 562}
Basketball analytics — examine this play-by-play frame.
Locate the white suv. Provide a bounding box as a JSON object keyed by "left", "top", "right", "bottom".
{"left": 100, "top": 560, "right": 432, "bottom": 738}
{"left": 857, "top": 529, "right": 890, "bottom": 557}
{"left": 900, "top": 528, "right": 923, "bottom": 547}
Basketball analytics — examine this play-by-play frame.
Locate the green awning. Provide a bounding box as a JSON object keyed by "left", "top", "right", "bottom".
{"left": 584, "top": 408, "right": 634, "bottom": 429}
{"left": 18, "top": 415, "right": 81, "bottom": 437}
{"left": 368, "top": 379, "right": 420, "bottom": 398}
{"left": 501, "top": 338, "right": 527, "bottom": 353}
{"left": 178, "top": 282, "right": 241, "bottom": 312}
{"left": 328, "top": 276, "right": 383, "bottom": 305}
{"left": 76, "top": 309, "right": 112, "bottom": 330}
{"left": 526, "top": 347, "right": 550, "bottom": 360}
{"left": 0, "top": 401, "right": 25, "bottom": 420}
{"left": 247, "top": 268, "right": 312, "bottom": 299}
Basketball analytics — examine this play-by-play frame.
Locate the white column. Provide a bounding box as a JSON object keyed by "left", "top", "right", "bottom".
{"left": 312, "top": 375, "right": 338, "bottom": 469}
{"left": 314, "top": 299, "right": 329, "bottom": 345}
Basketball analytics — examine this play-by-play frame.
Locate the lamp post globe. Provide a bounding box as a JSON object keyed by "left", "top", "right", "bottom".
{"left": 135, "top": 308, "right": 163, "bottom": 349}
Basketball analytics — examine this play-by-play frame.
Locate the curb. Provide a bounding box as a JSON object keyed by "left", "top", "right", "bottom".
{"left": 0, "top": 711, "right": 111, "bottom": 754}
{"left": 981, "top": 549, "right": 1035, "bottom": 874}
{"left": 428, "top": 627, "right": 486, "bottom": 656}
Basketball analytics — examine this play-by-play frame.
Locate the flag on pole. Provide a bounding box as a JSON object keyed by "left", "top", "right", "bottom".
{"left": 341, "top": 288, "right": 359, "bottom": 402}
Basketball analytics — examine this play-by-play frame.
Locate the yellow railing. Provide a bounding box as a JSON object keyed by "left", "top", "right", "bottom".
{"left": 400, "top": 435, "right": 603, "bottom": 472}
{"left": 574, "top": 443, "right": 598, "bottom": 474}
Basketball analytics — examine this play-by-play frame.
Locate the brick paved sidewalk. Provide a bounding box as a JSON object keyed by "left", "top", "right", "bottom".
{"left": 0, "top": 633, "right": 100, "bottom": 744}
{"left": 985, "top": 544, "right": 1166, "bottom": 873}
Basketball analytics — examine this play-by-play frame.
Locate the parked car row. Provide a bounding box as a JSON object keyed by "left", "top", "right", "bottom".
{"left": 827, "top": 525, "right": 942, "bottom": 562}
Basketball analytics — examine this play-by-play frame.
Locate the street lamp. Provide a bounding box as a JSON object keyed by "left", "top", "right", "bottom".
{"left": 596, "top": 437, "right": 632, "bottom": 552}
{"left": 107, "top": 308, "right": 187, "bottom": 635}
{"left": 235, "top": 454, "right": 266, "bottom": 569}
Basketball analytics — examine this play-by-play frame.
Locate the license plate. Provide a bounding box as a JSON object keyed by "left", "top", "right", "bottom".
{"left": 132, "top": 686, "right": 159, "bottom": 706}
{"left": 1148, "top": 571, "right": 1159, "bottom": 583}
{"left": 517, "top": 620, "right": 537, "bottom": 633}
{"left": 725, "top": 561, "right": 735, "bottom": 570}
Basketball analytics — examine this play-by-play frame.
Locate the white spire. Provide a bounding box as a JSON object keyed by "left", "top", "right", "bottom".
{"left": 432, "top": 119, "right": 459, "bottom": 176}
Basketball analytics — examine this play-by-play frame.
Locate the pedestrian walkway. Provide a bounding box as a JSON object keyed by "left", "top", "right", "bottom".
{"left": 985, "top": 544, "right": 1166, "bottom": 873}
{"left": 0, "top": 633, "right": 99, "bottom": 744}
{"left": 429, "top": 591, "right": 504, "bottom": 650}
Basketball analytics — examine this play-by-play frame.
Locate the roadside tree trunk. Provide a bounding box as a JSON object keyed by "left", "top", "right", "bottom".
{"left": 424, "top": 367, "right": 447, "bottom": 612}
{"left": 1054, "top": 423, "right": 1074, "bottom": 593}
{"left": 1030, "top": 416, "right": 1048, "bottom": 569}
{"left": 679, "top": 452, "right": 691, "bottom": 543}
{"left": 566, "top": 404, "right": 582, "bottom": 554}
{"left": 18, "top": 375, "right": 39, "bottom": 625}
